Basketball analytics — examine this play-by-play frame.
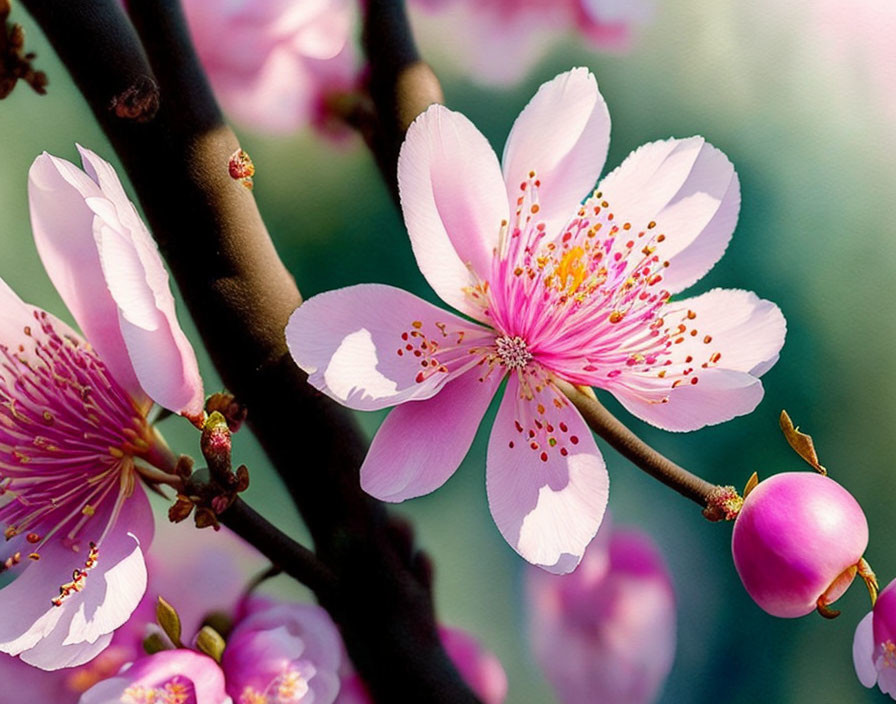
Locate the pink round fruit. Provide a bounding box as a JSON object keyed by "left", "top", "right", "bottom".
{"left": 731, "top": 471, "right": 868, "bottom": 617}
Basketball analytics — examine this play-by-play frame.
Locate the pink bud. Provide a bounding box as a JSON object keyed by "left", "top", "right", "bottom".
{"left": 732, "top": 472, "right": 868, "bottom": 618}
{"left": 854, "top": 579, "right": 896, "bottom": 697}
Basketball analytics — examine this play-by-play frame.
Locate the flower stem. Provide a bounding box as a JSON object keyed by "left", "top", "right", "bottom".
{"left": 556, "top": 380, "right": 731, "bottom": 513}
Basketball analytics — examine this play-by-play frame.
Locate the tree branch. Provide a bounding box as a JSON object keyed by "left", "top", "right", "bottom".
{"left": 19, "top": 0, "right": 478, "bottom": 699}
{"left": 359, "top": 0, "right": 443, "bottom": 200}
{"left": 556, "top": 380, "right": 737, "bottom": 513}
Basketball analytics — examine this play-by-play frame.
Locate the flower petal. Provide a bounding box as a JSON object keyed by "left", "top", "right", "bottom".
{"left": 854, "top": 612, "right": 878, "bottom": 688}
{"left": 79, "top": 650, "right": 230, "bottom": 704}
{"left": 610, "top": 368, "right": 765, "bottom": 432}
{"left": 661, "top": 288, "right": 786, "bottom": 376}
{"left": 78, "top": 146, "right": 204, "bottom": 417}
{"left": 27, "top": 152, "right": 145, "bottom": 409}
{"left": 286, "top": 284, "right": 492, "bottom": 410}
{"left": 598, "top": 137, "right": 740, "bottom": 293}
{"left": 399, "top": 105, "right": 509, "bottom": 318}
{"left": 0, "top": 489, "right": 152, "bottom": 670}
{"left": 361, "top": 368, "right": 501, "bottom": 502}
{"left": 502, "top": 68, "right": 610, "bottom": 235}
{"left": 487, "top": 372, "right": 608, "bottom": 573}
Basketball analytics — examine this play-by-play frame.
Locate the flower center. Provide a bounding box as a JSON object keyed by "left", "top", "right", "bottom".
{"left": 123, "top": 678, "right": 194, "bottom": 704}
{"left": 496, "top": 335, "right": 532, "bottom": 370}
{"left": 0, "top": 310, "right": 158, "bottom": 556}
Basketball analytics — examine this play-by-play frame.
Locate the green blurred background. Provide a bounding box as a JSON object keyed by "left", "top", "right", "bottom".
{"left": 1, "top": 1, "right": 893, "bottom": 701}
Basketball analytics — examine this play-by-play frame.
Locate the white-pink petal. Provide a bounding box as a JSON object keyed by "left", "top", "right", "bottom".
{"left": 487, "top": 373, "right": 608, "bottom": 573}
{"left": 361, "top": 368, "right": 501, "bottom": 502}
{"left": 502, "top": 67, "right": 610, "bottom": 236}
{"left": 399, "top": 105, "right": 509, "bottom": 319}
{"left": 663, "top": 288, "right": 786, "bottom": 376}
{"left": 28, "top": 152, "right": 146, "bottom": 410}
{"left": 854, "top": 612, "right": 878, "bottom": 688}
{"left": 598, "top": 137, "right": 740, "bottom": 293}
{"left": 286, "top": 284, "right": 491, "bottom": 411}
{"left": 0, "top": 489, "right": 153, "bottom": 670}
{"left": 611, "top": 368, "right": 765, "bottom": 432}
{"left": 28, "top": 147, "right": 204, "bottom": 417}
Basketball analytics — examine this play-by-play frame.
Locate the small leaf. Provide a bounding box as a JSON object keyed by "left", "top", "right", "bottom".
{"left": 743, "top": 471, "right": 759, "bottom": 498}
{"left": 156, "top": 596, "right": 183, "bottom": 648}
{"left": 779, "top": 410, "right": 827, "bottom": 474}
{"left": 196, "top": 625, "right": 226, "bottom": 663}
{"left": 142, "top": 632, "right": 170, "bottom": 655}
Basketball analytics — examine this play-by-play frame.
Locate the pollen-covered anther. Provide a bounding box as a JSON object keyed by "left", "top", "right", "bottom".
{"left": 496, "top": 335, "right": 532, "bottom": 370}
{"left": 51, "top": 541, "right": 99, "bottom": 607}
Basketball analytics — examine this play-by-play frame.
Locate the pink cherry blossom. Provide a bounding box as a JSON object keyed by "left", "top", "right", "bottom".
{"left": 334, "top": 626, "right": 507, "bottom": 704}
{"left": 409, "top": 0, "right": 651, "bottom": 85}
{"left": 287, "top": 68, "right": 785, "bottom": 572}
{"left": 731, "top": 472, "right": 869, "bottom": 618}
{"left": 78, "top": 649, "right": 231, "bottom": 704}
{"left": 221, "top": 601, "right": 343, "bottom": 704}
{"left": 527, "top": 515, "right": 675, "bottom": 704}
{"left": 854, "top": 578, "right": 896, "bottom": 698}
{"left": 0, "top": 147, "right": 203, "bottom": 669}
{"left": 181, "top": 0, "right": 357, "bottom": 135}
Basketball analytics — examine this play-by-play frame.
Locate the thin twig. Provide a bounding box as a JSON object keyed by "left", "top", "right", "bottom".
{"left": 555, "top": 380, "right": 722, "bottom": 507}
{"left": 219, "top": 498, "right": 336, "bottom": 594}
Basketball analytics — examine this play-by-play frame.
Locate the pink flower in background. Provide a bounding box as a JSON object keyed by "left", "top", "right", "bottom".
{"left": 78, "top": 649, "right": 231, "bottom": 704}
{"left": 0, "top": 147, "right": 203, "bottom": 670}
{"left": 181, "top": 0, "right": 357, "bottom": 134}
{"left": 287, "top": 68, "right": 785, "bottom": 572}
{"left": 221, "top": 601, "right": 343, "bottom": 704}
{"left": 409, "top": 0, "right": 651, "bottom": 85}
{"left": 527, "top": 516, "right": 675, "bottom": 704}
{"left": 855, "top": 578, "right": 896, "bottom": 698}
{"left": 335, "top": 626, "right": 507, "bottom": 704}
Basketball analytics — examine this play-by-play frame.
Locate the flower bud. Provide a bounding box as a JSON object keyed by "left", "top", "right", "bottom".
{"left": 731, "top": 471, "right": 869, "bottom": 618}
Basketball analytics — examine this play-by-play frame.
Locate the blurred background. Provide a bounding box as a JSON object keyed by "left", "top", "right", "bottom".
{"left": 1, "top": 0, "right": 894, "bottom": 701}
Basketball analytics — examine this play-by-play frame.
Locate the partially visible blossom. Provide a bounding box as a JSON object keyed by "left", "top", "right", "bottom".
{"left": 0, "top": 147, "right": 203, "bottom": 669}
{"left": 335, "top": 626, "right": 507, "bottom": 704}
{"left": 221, "top": 601, "right": 342, "bottom": 704}
{"left": 78, "top": 649, "right": 231, "bottom": 704}
{"left": 527, "top": 516, "right": 675, "bottom": 704}
{"left": 731, "top": 472, "right": 869, "bottom": 617}
{"left": 854, "top": 578, "right": 896, "bottom": 698}
{"left": 181, "top": 0, "right": 357, "bottom": 135}
{"left": 409, "top": 0, "right": 651, "bottom": 85}
{"left": 287, "top": 68, "right": 785, "bottom": 572}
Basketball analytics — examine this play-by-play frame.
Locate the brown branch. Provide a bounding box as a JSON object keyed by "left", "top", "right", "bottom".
{"left": 359, "top": 0, "right": 443, "bottom": 200}
{"left": 555, "top": 380, "right": 739, "bottom": 517}
{"left": 19, "top": 0, "right": 478, "bottom": 700}
{"left": 219, "top": 498, "right": 337, "bottom": 595}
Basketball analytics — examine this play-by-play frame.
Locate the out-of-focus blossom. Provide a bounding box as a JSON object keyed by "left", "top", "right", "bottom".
{"left": 334, "top": 626, "right": 507, "bottom": 704}
{"left": 409, "top": 0, "right": 651, "bottom": 85}
{"left": 78, "top": 649, "right": 231, "bottom": 704}
{"left": 527, "top": 516, "right": 675, "bottom": 704}
{"left": 732, "top": 472, "right": 869, "bottom": 618}
{"left": 855, "top": 578, "right": 896, "bottom": 698}
{"left": 287, "top": 67, "right": 785, "bottom": 572}
{"left": 0, "top": 147, "right": 203, "bottom": 670}
{"left": 181, "top": 0, "right": 357, "bottom": 135}
{"left": 221, "top": 601, "right": 342, "bottom": 704}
